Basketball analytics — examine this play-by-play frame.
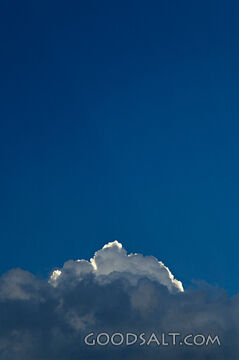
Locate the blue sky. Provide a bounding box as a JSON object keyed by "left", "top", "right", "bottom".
{"left": 0, "top": 0, "right": 238, "bottom": 294}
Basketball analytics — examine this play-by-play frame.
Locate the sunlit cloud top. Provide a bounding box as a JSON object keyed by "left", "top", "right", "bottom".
{"left": 50, "top": 240, "right": 183, "bottom": 292}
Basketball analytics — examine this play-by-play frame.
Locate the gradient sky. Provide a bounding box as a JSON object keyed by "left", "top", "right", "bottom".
{"left": 0, "top": 0, "right": 238, "bottom": 294}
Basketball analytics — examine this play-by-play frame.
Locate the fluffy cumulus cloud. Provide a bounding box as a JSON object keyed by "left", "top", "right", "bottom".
{"left": 0, "top": 241, "right": 238, "bottom": 360}
{"left": 49, "top": 241, "right": 184, "bottom": 292}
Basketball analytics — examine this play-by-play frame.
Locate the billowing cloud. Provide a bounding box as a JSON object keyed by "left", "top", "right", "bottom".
{"left": 50, "top": 241, "right": 184, "bottom": 292}
{"left": 0, "top": 241, "right": 238, "bottom": 360}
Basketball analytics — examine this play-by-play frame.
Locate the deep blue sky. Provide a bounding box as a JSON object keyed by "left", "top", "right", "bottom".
{"left": 0, "top": 0, "right": 238, "bottom": 294}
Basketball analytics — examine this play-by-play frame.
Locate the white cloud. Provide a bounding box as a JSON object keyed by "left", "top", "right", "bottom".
{"left": 0, "top": 241, "right": 238, "bottom": 360}
{"left": 50, "top": 240, "right": 184, "bottom": 293}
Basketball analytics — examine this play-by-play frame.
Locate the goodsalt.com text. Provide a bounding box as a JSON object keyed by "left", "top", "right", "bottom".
{"left": 84, "top": 332, "right": 221, "bottom": 347}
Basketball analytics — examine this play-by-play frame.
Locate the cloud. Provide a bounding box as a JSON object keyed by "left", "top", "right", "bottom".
{"left": 0, "top": 241, "right": 238, "bottom": 360}
{"left": 50, "top": 240, "right": 183, "bottom": 292}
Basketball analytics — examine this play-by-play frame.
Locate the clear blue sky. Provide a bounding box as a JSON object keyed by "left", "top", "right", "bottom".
{"left": 0, "top": 0, "right": 238, "bottom": 294}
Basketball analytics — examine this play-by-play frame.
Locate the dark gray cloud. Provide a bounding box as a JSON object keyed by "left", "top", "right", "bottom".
{"left": 0, "top": 241, "right": 238, "bottom": 359}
